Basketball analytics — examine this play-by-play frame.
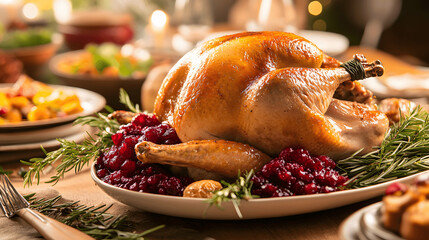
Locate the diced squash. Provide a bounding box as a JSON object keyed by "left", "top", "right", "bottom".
{"left": 61, "top": 101, "right": 83, "bottom": 115}
{"left": 1, "top": 75, "right": 84, "bottom": 124}
{"left": 6, "top": 108, "right": 22, "bottom": 122}
{"left": 27, "top": 105, "right": 51, "bottom": 121}
{"left": 10, "top": 96, "right": 30, "bottom": 108}
{"left": 0, "top": 92, "right": 11, "bottom": 110}
{"left": 32, "top": 90, "right": 53, "bottom": 105}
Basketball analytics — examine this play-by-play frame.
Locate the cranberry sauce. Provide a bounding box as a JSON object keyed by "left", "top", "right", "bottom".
{"left": 95, "top": 113, "right": 192, "bottom": 196}
{"left": 251, "top": 147, "right": 348, "bottom": 197}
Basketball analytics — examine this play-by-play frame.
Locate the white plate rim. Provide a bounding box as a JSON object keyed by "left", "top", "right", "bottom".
{"left": 338, "top": 201, "right": 405, "bottom": 240}
{"left": 90, "top": 163, "right": 428, "bottom": 220}
{"left": 0, "top": 123, "right": 82, "bottom": 145}
{"left": 0, "top": 84, "right": 105, "bottom": 130}
{"left": 0, "top": 125, "right": 91, "bottom": 152}
{"left": 297, "top": 30, "right": 349, "bottom": 56}
{"left": 338, "top": 202, "right": 382, "bottom": 240}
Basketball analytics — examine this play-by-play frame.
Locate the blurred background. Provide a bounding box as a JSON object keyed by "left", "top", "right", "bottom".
{"left": 0, "top": 0, "right": 428, "bottom": 109}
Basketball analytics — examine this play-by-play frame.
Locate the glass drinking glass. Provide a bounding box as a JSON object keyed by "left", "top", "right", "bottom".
{"left": 245, "top": 0, "right": 297, "bottom": 32}
{"left": 172, "top": 0, "right": 213, "bottom": 53}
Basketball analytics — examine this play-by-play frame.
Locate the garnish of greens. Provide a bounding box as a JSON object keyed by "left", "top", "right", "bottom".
{"left": 24, "top": 193, "right": 163, "bottom": 240}
{"left": 85, "top": 43, "right": 153, "bottom": 78}
{"left": 0, "top": 28, "right": 52, "bottom": 49}
{"left": 338, "top": 106, "right": 429, "bottom": 188}
{"left": 207, "top": 170, "right": 257, "bottom": 218}
{"left": 21, "top": 89, "right": 136, "bottom": 187}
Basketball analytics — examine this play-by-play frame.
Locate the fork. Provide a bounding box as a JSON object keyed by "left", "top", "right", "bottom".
{"left": 0, "top": 174, "right": 94, "bottom": 240}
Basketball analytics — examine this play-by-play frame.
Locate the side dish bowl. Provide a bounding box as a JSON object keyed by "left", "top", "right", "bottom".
{"left": 49, "top": 50, "right": 146, "bottom": 109}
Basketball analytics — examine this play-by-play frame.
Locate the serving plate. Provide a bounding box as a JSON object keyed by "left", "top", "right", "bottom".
{"left": 0, "top": 84, "right": 105, "bottom": 131}
{"left": 0, "top": 126, "right": 91, "bottom": 162}
{"left": 91, "top": 163, "right": 428, "bottom": 220}
{"left": 362, "top": 74, "right": 429, "bottom": 99}
{"left": 297, "top": 30, "right": 349, "bottom": 57}
{"left": 339, "top": 202, "right": 404, "bottom": 240}
{"left": 0, "top": 123, "right": 82, "bottom": 145}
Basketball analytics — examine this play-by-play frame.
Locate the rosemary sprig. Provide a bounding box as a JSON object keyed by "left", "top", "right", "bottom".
{"left": 119, "top": 88, "right": 141, "bottom": 113}
{"left": 24, "top": 193, "right": 164, "bottom": 239}
{"left": 207, "top": 170, "right": 258, "bottom": 218}
{"left": 21, "top": 113, "right": 119, "bottom": 187}
{"left": 338, "top": 106, "right": 429, "bottom": 188}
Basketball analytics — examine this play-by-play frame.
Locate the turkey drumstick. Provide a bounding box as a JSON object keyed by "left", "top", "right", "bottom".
{"left": 136, "top": 140, "right": 271, "bottom": 178}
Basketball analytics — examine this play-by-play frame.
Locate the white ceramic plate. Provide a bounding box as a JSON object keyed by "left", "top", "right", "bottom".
{"left": 0, "top": 125, "right": 91, "bottom": 152}
{"left": 91, "top": 163, "right": 428, "bottom": 220}
{"left": 297, "top": 30, "right": 349, "bottom": 57}
{"left": 0, "top": 84, "right": 105, "bottom": 131}
{"left": 361, "top": 74, "right": 429, "bottom": 99}
{"left": 0, "top": 123, "right": 82, "bottom": 145}
{"left": 0, "top": 126, "right": 91, "bottom": 162}
{"left": 339, "top": 202, "right": 405, "bottom": 240}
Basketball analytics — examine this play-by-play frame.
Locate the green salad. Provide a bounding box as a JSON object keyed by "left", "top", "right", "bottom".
{"left": 58, "top": 43, "right": 154, "bottom": 78}
{"left": 0, "top": 28, "right": 52, "bottom": 49}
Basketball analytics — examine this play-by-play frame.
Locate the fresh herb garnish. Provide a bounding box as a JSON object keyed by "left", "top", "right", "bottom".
{"left": 21, "top": 112, "right": 118, "bottom": 187}
{"left": 207, "top": 170, "right": 257, "bottom": 218}
{"left": 119, "top": 88, "right": 141, "bottom": 113}
{"left": 25, "top": 193, "right": 164, "bottom": 239}
{"left": 21, "top": 89, "right": 139, "bottom": 187}
{"left": 338, "top": 106, "right": 429, "bottom": 188}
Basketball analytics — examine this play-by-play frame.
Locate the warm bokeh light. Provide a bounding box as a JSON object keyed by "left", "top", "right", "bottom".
{"left": 22, "top": 3, "right": 39, "bottom": 20}
{"left": 308, "top": 1, "right": 323, "bottom": 16}
{"left": 133, "top": 48, "right": 151, "bottom": 61}
{"left": 257, "top": 0, "right": 272, "bottom": 27}
{"left": 151, "top": 10, "right": 168, "bottom": 31}
{"left": 0, "top": 0, "right": 16, "bottom": 4}
{"left": 53, "top": 0, "right": 72, "bottom": 24}
{"left": 312, "top": 19, "right": 327, "bottom": 31}
{"left": 121, "top": 44, "right": 134, "bottom": 57}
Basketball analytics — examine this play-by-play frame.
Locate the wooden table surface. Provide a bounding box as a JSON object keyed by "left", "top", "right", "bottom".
{"left": 1, "top": 46, "right": 419, "bottom": 240}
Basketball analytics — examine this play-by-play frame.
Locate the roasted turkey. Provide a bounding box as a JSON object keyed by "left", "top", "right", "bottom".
{"left": 135, "top": 32, "right": 390, "bottom": 178}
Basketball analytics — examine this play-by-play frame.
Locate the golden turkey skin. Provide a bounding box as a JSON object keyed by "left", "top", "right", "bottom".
{"left": 154, "top": 32, "right": 389, "bottom": 159}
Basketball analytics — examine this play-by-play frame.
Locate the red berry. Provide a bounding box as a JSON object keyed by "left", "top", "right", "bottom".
{"left": 96, "top": 169, "right": 107, "bottom": 178}
{"left": 111, "top": 132, "right": 124, "bottom": 146}
{"left": 107, "top": 156, "right": 123, "bottom": 171}
{"left": 385, "top": 182, "right": 408, "bottom": 196}
{"left": 251, "top": 147, "right": 348, "bottom": 198}
{"left": 121, "top": 160, "right": 136, "bottom": 176}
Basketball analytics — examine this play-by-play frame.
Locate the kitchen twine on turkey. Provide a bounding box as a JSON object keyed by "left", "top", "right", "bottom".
{"left": 340, "top": 58, "right": 366, "bottom": 81}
